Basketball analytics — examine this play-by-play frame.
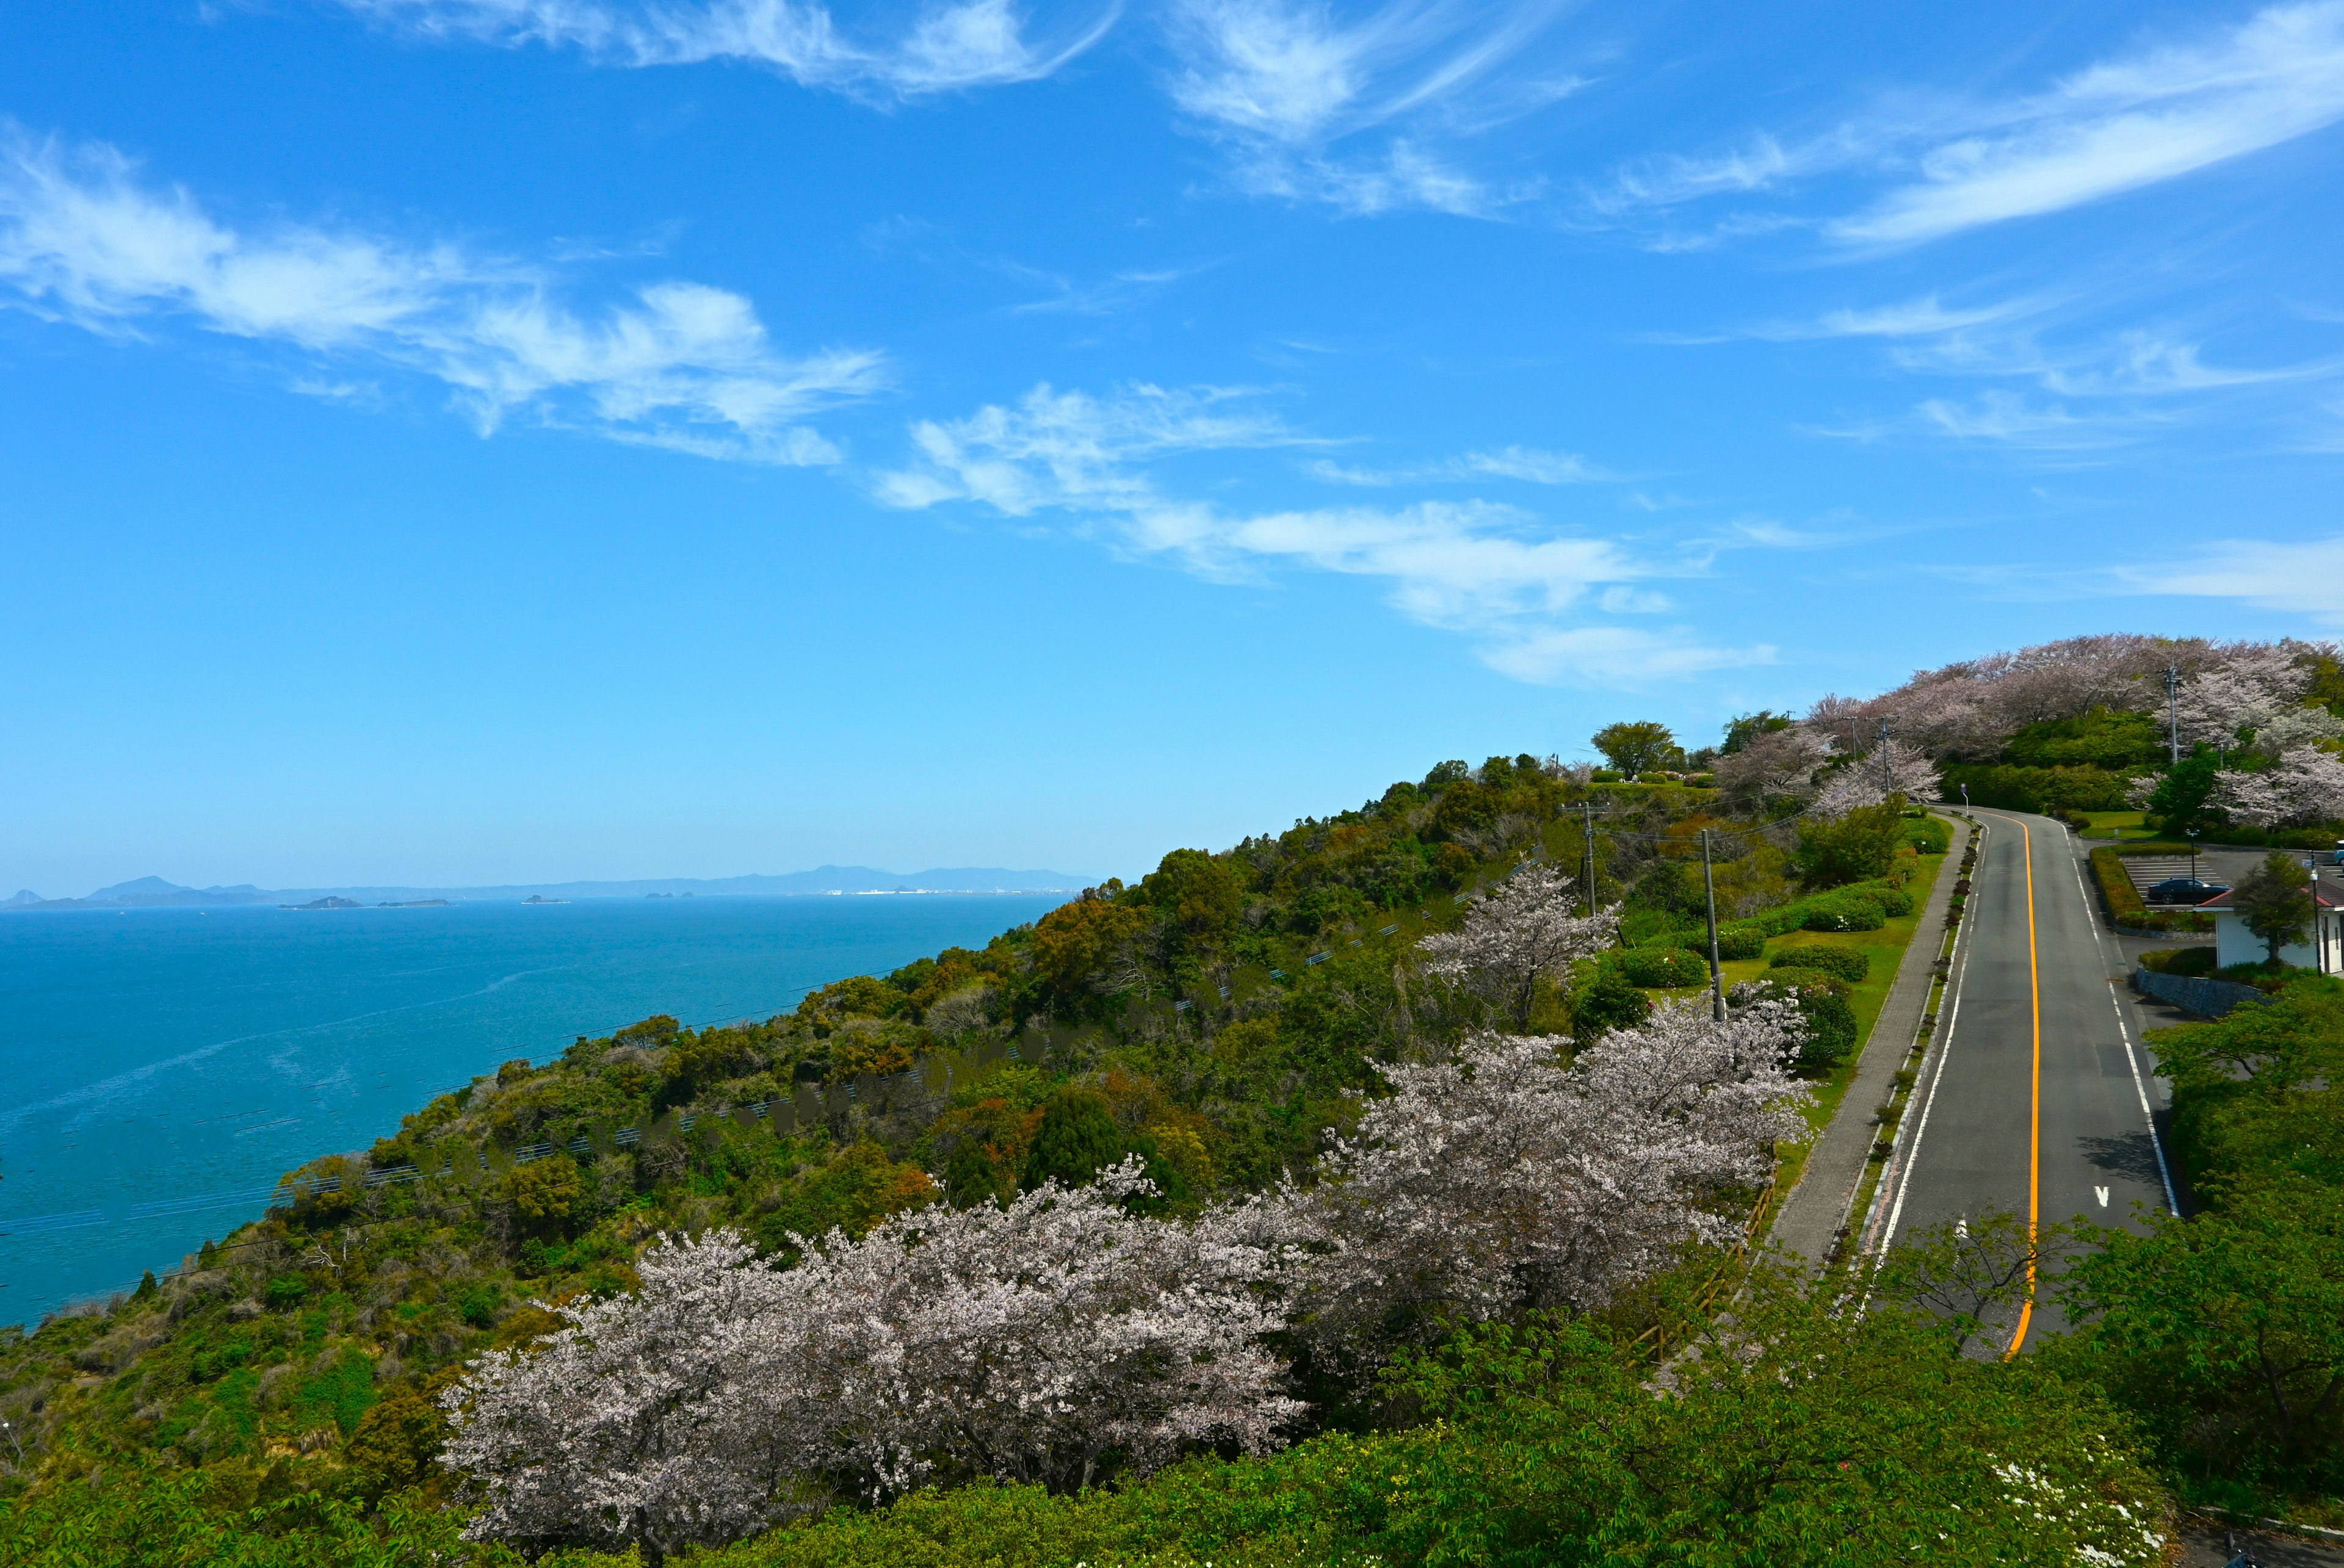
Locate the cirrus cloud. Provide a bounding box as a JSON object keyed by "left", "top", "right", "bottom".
{"left": 876, "top": 380, "right": 1768, "bottom": 684}
{"left": 0, "top": 128, "right": 884, "bottom": 462}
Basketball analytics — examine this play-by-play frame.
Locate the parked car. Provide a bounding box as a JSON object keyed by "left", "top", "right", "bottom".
{"left": 2144, "top": 878, "right": 2230, "bottom": 905}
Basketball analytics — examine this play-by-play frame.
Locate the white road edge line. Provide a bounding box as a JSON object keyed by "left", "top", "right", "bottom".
{"left": 1867, "top": 818, "right": 1984, "bottom": 1264}
{"left": 2061, "top": 822, "right": 2182, "bottom": 1215}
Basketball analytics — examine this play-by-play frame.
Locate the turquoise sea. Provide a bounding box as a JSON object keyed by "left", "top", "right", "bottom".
{"left": 0, "top": 894, "right": 1068, "bottom": 1323}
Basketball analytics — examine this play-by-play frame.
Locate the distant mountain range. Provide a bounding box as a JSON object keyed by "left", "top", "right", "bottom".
{"left": 1, "top": 866, "right": 1096, "bottom": 911}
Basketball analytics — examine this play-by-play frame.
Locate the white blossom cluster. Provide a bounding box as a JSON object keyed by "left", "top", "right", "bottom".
{"left": 444, "top": 1170, "right": 1300, "bottom": 1556}
{"left": 1285, "top": 1001, "right": 1810, "bottom": 1370}
{"left": 443, "top": 865, "right": 1812, "bottom": 1557}
{"left": 2207, "top": 746, "right": 2344, "bottom": 829}
{"left": 1809, "top": 737, "right": 1941, "bottom": 820}
{"left": 2170, "top": 644, "right": 2343, "bottom": 754}
{"left": 1807, "top": 634, "right": 2186, "bottom": 761}
{"left": 1988, "top": 1448, "right": 2165, "bottom": 1566}
{"left": 1416, "top": 862, "right": 1616, "bottom": 1029}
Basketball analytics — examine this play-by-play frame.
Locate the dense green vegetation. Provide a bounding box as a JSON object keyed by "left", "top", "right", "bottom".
{"left": 1941, "top": 709, "right": 2167, "bottom": 817}
{"left": 2, "top": 751, "right": 1956, "bottom": 1558}
{"left": 2048, "top": 971, "right": 2344, "bottom": 1516}
{"left": 27, "top": 727, "right": 2289, "bottom": 1564}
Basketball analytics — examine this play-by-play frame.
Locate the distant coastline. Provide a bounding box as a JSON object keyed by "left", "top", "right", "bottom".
{"left": 4, "top": 864, "right": 1099, "bottom": 912}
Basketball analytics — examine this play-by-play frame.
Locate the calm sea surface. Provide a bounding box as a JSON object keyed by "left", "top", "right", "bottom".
{"left": 0, "top": 894, "right": 1068, "bottom": 1322}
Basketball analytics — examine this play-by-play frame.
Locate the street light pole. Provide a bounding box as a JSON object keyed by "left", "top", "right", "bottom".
{"left": 2166, "top": 663, "right": 2181, "bottom": 767}
{"left": 1702, "top": 828, "right": 1726, "bottom": 1021}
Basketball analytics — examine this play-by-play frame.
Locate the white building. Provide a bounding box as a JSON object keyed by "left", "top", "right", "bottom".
{"left": 2199, "top": 872, "right": 2344, "bottom": 972}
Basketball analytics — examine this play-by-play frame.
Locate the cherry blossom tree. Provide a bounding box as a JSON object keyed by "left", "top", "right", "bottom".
{"left": 1286, "top": 999, "right": 1811, "bottom": 1371}
{"left": 2209, "top": 748, "right": 2344, "bottom": 829}
{"left": 1810, "top": 737, "right": 1941, "bottom": 818}
{"left": 1416, "top": 862, "right": 1617, "bottom": 1030}
{"left": 441, "top": 1229, "right": 820, "bottom": 1564}
{"left": 1810, "top": 635, "right": 2199, "bottom": 762}
{"left": 2174, "top": 645, "right": 2343, "bottom": 754}
{"left": 775, "top": 1160, "right": 1301, "bottom": 1497}
{"left": 446, "top": 1172, "right": 1301, "bottom": 1558}
{"left": 1715, "top": 725, "right": 1828, "bottom": 807}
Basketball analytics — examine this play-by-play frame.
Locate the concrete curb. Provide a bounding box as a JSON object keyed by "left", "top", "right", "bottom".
{"left": 1768, "top": 815, "right": 1974, "bottom": 1269}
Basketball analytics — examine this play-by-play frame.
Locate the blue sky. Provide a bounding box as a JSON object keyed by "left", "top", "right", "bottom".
{"left": 4, "top": 0, "right": 2342, "bottom": 894}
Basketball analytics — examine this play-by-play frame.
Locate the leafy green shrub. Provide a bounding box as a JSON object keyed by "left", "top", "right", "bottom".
{"left": 1941, "top": 762, "right": 2141, "bottom": 814}
{"left": 2093, "top": 856, "right": 2216, "bottom": 930}
{"left": 1769, "top": 947, "right": 1870, "bottom": 983}
{"left": 1572, "top": 967, "right": 1651, "bottom": 1040}
{"left": 1801, "top": 895, "right": 1885, "bottom": 933}
{"left": 1738, "top": 977, "right": 1860, "bottom": 1074}
{"left": 262, "top": 1274, "right": 308, "bottom": 1310}
{"left": 1715, "top": 922, "right": 1764, "bottom": 961}
{"left": 2138, "top": 946, "right": 2216, "bottom": 977}
{"left": 458, "top": 1285, "right": 501, "bottom": 1329}
{"left": 1902, "top": 814, "right": 1952, "bottom": 854}
{"left": 1793, "top": 802, "right": 1907, "bottom": 888}
{"left": 1613, "top": 947, "right": 1709, "bottom": 988}
{"left": 1589, "top": 768, "right": 1624, "bottom": 783}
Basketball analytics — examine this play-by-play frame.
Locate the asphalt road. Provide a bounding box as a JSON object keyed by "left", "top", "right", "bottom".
{"left": 1872, "top": 807, "right": 2179, "bottom": 1349}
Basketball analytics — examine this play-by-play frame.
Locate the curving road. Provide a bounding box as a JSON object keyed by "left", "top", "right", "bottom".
{"left": 1867, "top": 807, "right": 2179, "bottom": 1350}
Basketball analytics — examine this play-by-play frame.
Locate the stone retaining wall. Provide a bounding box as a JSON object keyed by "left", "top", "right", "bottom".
{"left": 2132, "top": 967, "right": 2266, "bottom": 1019}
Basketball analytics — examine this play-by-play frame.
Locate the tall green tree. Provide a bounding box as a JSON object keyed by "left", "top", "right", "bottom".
{"left": 1720, "top": 710, "right": 1793, "bottom": 754}
{"left": 1792, "top": 801, "right": 1906, "bottom": 888}
{"left": 2055, "top": 1179, "right": 2344, "bottom": 1490}
{"left": 2234, "top": 851, "right": 2316, "bottom": 964}
{"left": 1590, "top": 721, "right": 1679, "bottom": 774}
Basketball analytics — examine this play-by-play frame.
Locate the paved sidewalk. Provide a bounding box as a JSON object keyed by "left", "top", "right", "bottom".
{"left": 1768, "top": 814, "right": 1974, "bottom": 1270}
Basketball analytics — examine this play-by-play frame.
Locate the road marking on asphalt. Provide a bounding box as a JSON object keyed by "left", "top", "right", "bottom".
{"left": 2059, "top": 815, "right": 2181, "bottom": 1215}
{"left": 2005, "top": 820, "right": 2042, "bottom": 1362}
{"left": 1871, "top": 817, "right": 1983, "bottom": 1265}
{"left": 2096, "top": 1185, "right": 2109, "bottom": 1207}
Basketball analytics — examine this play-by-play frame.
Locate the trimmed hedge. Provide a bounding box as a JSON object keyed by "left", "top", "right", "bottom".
{"left": 2090, "top": 845, "right": 2215, "bottom": 933}
{"left": 1903, "top": 815, "right": 1952, "bottom": 855}
{"left": 1613, "top": 947, "right": 1710, "bottom": 988}
{"left": 2138, "top": 945, "right": 2216, "bottom": 977}
{"left": 1940, "top": 762, "right": 2143, "bottom": 814}
{"left": 1770, "top": 947, "right": 1871, "bottom": 983}
{"left": 1715, "top": 922, "right": 1765, "bottom": 961}
{"left": 1740, "top": 878, "right": 1909, "bottom": 938}
{"left": 1803, "top": 894, "right": 1885, "bottom": 932}
{"left": 1734, "top": 975, "right": 1860, "bottom": 1075}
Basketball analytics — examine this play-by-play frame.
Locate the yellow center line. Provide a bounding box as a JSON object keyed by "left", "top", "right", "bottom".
{"left": 2005, "top": 820, "right": 2042, "bottom": 1360}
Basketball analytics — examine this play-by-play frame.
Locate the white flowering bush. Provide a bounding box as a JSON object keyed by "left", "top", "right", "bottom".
{"left": 1416, "top": 862, "right": 1616, "bottom": 1030}
{"left": 773, "top": 1159, "right": 1302, "bottom": 1497}
{"left": 440, "top": 1229, "right": 821, "bottom": 1562}
{"left": 2208, "top": 746, "right": 2344, "bottom": 829}
{"left": 445, "top": 1170, "right": 1301, "bottom": 1556}
{"left": 1286, "top": 999, "right": 1812, "bottom": 1368}
{"left": 1810, "top": 737, "right": 1941, "bottom": 818}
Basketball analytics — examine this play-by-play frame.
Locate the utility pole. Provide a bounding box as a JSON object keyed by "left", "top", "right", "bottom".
{"left": 2167, "top": 663, "right": 2181, "bottom": 766}
{"left": 1579, "top": 801, "right": 1600, "bottom": 914}
{"left": 1701, "top": 828, "right": 1726, "bottom": 1021}
{"left": 1878, "top": 717, "right": 1894, "bottom": 801}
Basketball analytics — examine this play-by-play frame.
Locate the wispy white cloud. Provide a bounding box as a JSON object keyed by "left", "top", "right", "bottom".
{"left": 1833, "top": 1, "right": 2344, "bottom": 245}
{"left": 1588, "top": 135, "right": 1814, "bottom": 214}
{"left": 1163, "top": 0, "right": 1575, "bottom": 216}
{"left": 2116, "top": 534, "right": 2344, "bottom": 623}
{"left": 335, "top": 0, "right": 1116, "bottom": 101}
{"left": 876, "top": 380, "right": 1764, "bottom": 682}
{"left": 1480, "top": 624, "right": 1774, "bottom": 684}
{"left": 1304, "top": 443, "right": 1607, "bottom": 486}
{"left": 1806, "top": 389, "right": 2150, "bottom": 453}
{"left": 1641, "top": 292, "right": 2049, "bottom": 347}
{"left": 1595, "top": 3, "right": 2344, "bottom": 249}
{"left": 0, "top": 129, "right": 881, "bottom": 462}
